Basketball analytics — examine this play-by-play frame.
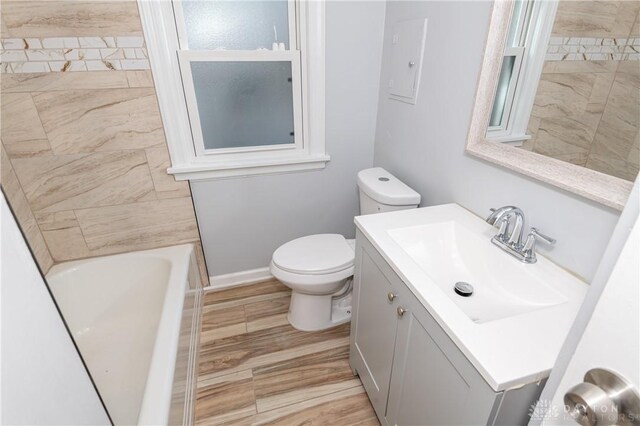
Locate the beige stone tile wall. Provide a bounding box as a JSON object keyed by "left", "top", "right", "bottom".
{"left": 1, "top": 1, "right": 142, "bottom": 38}
{"left": 552, "top": 1, "right": 639, "bottom": 38}
{"left": 521, "top": 1, "right": 640, "bottom": 182}
{"left": 0, "top": 1, "right": 209, "bottom": 283}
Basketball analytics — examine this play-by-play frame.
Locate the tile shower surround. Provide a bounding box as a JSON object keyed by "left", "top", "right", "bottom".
{"left": 0, "top": 69, "right": 209, "bottom": 282}
{"left": 0, "top": 0, "right": 208, "bottom": 282}
{"left": 1, "top": 36, "right": 150, "bottom": 73}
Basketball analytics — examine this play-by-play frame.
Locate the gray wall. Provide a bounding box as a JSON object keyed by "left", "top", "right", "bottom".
{"left": 191, "top": 1, "right": 386, "bottom": 276}
{"left": 373, "top": 1, "right": 622, "bottom": 282}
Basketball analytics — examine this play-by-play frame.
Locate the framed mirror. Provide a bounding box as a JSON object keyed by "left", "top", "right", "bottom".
{"left": 466, "top": 0, "right": 638, "bottom": 211}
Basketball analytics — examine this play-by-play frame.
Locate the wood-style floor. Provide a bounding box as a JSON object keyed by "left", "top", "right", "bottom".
{"left": 195, "top": 279, "right": 380, "bottom": 426}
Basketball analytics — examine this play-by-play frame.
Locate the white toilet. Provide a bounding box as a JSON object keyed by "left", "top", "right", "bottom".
{"left": 270, "top": 167, "right": 421, "bottom": 331}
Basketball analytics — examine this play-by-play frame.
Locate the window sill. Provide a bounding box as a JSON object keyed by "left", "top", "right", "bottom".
{"left": 167, "top": 154, "right": 331, "bottom": 181}
{"left": 486, "top": 133, "right": 531, "bottom": 146}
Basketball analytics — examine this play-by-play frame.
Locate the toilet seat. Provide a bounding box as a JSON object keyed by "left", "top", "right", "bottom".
{"left": 270, "top": 261, "right": 354, "bottom": 294}
{"left": 272, "top": 234, "right": 354, "bottom": 275}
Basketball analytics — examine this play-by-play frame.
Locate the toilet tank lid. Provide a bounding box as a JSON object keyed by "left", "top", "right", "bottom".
{"left": 357, "top": 167, "right": 421, "bottom": 206}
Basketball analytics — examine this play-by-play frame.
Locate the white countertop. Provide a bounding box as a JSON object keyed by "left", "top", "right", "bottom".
{"left": 355, "top": 203, "right": 588, "bottom": 392}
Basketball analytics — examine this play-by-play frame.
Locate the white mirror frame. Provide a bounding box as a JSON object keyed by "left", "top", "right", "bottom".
{"left": 465, "top": 0, "right": 634, "bottom": 211}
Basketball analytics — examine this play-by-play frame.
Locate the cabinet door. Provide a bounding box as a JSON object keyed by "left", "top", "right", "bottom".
{"left": 386, "top": 290, "right": 500, "bottom": 426}
{"left": 351, "top": 238, "right": 402, "bottom": 422}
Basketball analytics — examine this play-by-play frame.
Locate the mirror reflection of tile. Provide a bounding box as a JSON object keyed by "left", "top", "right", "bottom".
{"left": 520, "top": 0, "right": 640, "bottom": 182}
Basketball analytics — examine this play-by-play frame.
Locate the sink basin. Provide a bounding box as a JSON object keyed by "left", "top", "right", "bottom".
{"left": 388, "top": 220, "right": 567, "bottom": 323}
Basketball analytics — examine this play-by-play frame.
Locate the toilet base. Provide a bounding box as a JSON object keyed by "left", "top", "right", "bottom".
{"left": 287, "top": 291, "right": 352, "bottom": 331}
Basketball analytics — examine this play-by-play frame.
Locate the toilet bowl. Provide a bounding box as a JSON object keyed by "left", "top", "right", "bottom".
{"left": 270, "top": 167, "right": 421, "bottom": 331}
{"left": 270, "top": 234, "right": 355, "bottom": 331}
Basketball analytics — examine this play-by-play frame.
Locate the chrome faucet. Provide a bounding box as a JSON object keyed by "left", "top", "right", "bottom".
{"left": 486, "top": 206, "right": 555, "bottom": 263}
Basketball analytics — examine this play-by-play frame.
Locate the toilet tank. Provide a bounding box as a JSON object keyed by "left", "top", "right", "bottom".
{"left": 357, "top": 167, "right": 421, "bottom": 215}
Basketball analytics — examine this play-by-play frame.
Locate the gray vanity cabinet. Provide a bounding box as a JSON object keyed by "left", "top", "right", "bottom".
{"left": 385, "top": 285, "right": 499, "bottom": 425}
{"left": 350, "top": 230, "right": 544, "bottom": 426}
{"left": 349, "top": 235, "right": 401, "bottom": 420}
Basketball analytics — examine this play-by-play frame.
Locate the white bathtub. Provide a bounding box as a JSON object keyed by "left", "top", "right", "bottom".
{"left": 46, "top": 244, "right": 204, "bottom": 425}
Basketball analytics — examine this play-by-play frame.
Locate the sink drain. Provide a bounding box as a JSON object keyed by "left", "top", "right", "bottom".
{"left": 454, "top": 281, "right": 473, "bottom": 297}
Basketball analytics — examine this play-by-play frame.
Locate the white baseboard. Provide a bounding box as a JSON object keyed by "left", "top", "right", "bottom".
{"left": 205, "top": 266, "right": 273, "bottom": 291}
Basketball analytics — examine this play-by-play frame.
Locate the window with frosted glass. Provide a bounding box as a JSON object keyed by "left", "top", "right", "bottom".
{"left": 181, "top": 0, "right": 290, "bottom": 50}
{"left": 190, "top": 61, "right": 295, "bottom": 150}
{"left": 176, "top": 0, "right": 300, "bottom": 153}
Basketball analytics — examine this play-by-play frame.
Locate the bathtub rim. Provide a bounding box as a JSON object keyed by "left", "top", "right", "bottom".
{"left": 46, "top": 244, "right": 199, "bottom": 425}
{"left": 138, "top": 244, "right": 194, "bottom": 425}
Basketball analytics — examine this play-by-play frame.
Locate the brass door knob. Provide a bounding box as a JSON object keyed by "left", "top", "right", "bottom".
{"left": 387, "top": 292, "right": 397, "bottom": 302}
{"left": 397, "top": 307, "right": 407, "bottom": 317}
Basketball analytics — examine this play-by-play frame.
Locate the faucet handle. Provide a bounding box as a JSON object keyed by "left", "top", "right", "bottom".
{"left": 522, "top": 227, "right": 555, "bottom": 263}
{"left": 529, "top": 227, "right": 556, "bottom": 245}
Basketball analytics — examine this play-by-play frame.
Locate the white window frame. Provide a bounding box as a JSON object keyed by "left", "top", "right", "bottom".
{"left": 486, "top": 0, "right": 558, "bottom": 146}
{"left": 178, "top": 50, "right": 304, "bottom": 157}
{"left": 137, "top": 0, "right": 329, "bottom": 180}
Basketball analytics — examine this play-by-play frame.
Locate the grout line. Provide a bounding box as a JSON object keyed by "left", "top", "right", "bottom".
{"left": 26, "top": 92, "right": 53, "bottom": 152}
{"left": 584, "top": 59, "right": 623, "bottom": 166}
{"left": 68, "top": 193, "right": 193, "bottom": 214}
{"left": 44, "top": 238, "right": 202, "bottom": 265}
{"left": 141, "top": 146, "right": 161, "bottom": 195}
{"left": 72, "top": 207, "right": 92, "bottom": 258}
{"left": 1, "top": 147, "right": 55, "bottom": 269}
